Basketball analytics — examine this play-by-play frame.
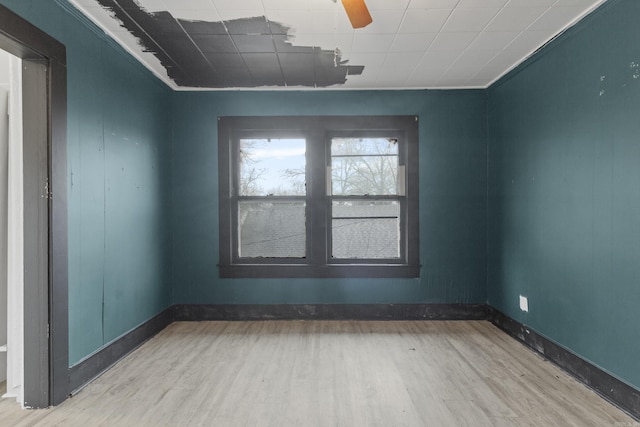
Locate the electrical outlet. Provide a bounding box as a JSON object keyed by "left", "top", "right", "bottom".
{"left": 519, "top": 295, "right": 529, "bottom": 312}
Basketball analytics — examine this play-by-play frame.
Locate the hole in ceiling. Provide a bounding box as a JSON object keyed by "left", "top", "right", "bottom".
{"left": 95, "top": 0, "right": 365, "bottom": 88}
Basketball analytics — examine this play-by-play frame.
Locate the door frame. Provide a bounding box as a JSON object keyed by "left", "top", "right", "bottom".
{"left": 0, "top": 5, "right": 68, "bottom": 407}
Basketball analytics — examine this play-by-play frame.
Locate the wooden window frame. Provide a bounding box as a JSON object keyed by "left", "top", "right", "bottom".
{"left": 218, "top": 116, "right": 420, "bottom": 278}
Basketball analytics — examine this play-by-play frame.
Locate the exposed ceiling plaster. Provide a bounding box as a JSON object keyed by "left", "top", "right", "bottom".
{"left": 69, "top": 0, "right": 607, "bottom": 91}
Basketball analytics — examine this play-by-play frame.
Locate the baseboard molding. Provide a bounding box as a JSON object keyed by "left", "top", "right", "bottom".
{"left": 172, "top": 303, "right": 488, "bottom": 321}
{"left": 488, "top": 307, "right": 640, "bottom": 421}
{"left": 68, "top": 307, "right": 173, "bottom": 394}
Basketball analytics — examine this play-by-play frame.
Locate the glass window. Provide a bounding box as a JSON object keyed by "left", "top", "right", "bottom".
{"left": 331, "top": 200, "right": 400, "bottom": 259}
{"left": 239, "top": 138, "right": 306, "bottom": 196}
{"left": 238, "top": 200, "right": 306, "bottom": 258}
{"left": 217, "top": 116, "right": 420, "bottom": 278}
{"left": 331, "top": 137, "right": 399, "bottom": 196}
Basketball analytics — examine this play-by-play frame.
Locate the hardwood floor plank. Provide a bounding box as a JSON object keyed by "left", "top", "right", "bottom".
{"left": 1, "top": 320, "right": 638, "bottom": 426}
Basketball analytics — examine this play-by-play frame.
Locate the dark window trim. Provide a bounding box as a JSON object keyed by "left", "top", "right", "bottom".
{"left": 218, "top": 115, "right": 420, "bottom": 278}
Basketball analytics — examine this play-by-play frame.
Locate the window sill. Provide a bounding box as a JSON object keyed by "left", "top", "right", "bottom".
{"left": 219, "top": 264, "right": 421, "bottom": 279}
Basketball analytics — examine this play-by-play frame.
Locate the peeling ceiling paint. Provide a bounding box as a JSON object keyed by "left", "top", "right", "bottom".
{"left": 95, "top": 0, "right": 364, "bottom": 88}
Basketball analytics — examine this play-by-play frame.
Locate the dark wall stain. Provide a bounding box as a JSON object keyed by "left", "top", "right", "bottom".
{"left": 94, "top": 0, "right": 364, "bottom": 88}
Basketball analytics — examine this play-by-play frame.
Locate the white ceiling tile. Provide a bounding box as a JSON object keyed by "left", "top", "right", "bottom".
{"left": 454, "top": 49, "right": 500, "bottom": 68}
{"left": 528, "top": 6, "right": 586, "bottom": 31}
{"left": 457, "top": 0, "right": 508, "bottom": 8}
{"left": 306, "top": 0, "right": 340, "bottom": 10}
{"left": 408, "top": 0, "right": 458, "bottom": 8}
{"left": 163, "top": 0, "right": 213, "bottom": 10}
{"left": 343, "top": 77, "right": 380, "bottom": 88}
{"left": 334, "top": 14, "right": 358, "bottom": 33}
{"left": 267, "top": 10, "right": 337, "bottom": 34}
{"left": 406, "top": 77, "right": 441, "bottom": 88}
{"left": 441, "top": 66, "right": 478, "bottom": 81}
{"left": 351, "top": 34, "right": 396, "bottom": 53}
{"left": 484, "top": 31, "right": 551, "bottom": 70}
{"left": 359, "top": 10, "right": 406, "bottom": 34}
{"left": 287, "top": 33, "right": 352, "bottom": 51}
{"left": 484, "top": 7, "right": 548, "bottom": 32}
{"left": 472, "top": 68, "right": 503, "bottom": 81}
{"left": 555, "top": 0, "right": 604, "bottom": 5}
{"left": 436, "top": 76, "right": 471, "bottom": 87}
{"left": 135, "top": 0, "right": 169, "bottom": 12}
{"left": 429, "top": 32, "right": 477, "bottom": 51}
{"left": 367, "top": 0, "right": 411, "bottom": 10}
{"left": 218, "top": 9, "right": 265, "bottom": 22}
{"left": 441, "top": 8, "right": 501, "bottom": 32}
{"left": 212, "top": 0, "right": 264, "bottom": 10}
{"left": 416, "top": 49, "right": 460, "bottom": 69}
{"left": 410, "top": 67, "right": 448, "bottom": 85}
{"left": 411, "top": 62, "right": 449, "bottom": 77}
{"left": 262, "top": 0, "right": 308, "bottom": 9}
{"left": 398, "top": 8, "right": 451, "bottom": 33}
{"left": 507, "top": 30, "right": 553, "bottom": 54}
{"left": 390, "top": 33, "right": 437, "bottom": 52}
{"left": 357, "top": 66, "right": 381, "bottom": 80}
{"left": 375, "top": 78, "right": 410, "bottom": 88}
{"left": 338, "top": 44, "right": 356, "bottom": 57}
{"left": 465, "top": 77, "right": 493, "bottom": 86}
{"left": 286, "top": 33, "right": 318, "bottom": 46}
{"left": 473, "top": 62, "right": 512, "bottom": 80}
{"left": 377, "top": 67, "right": 414, "bottom": 83}
{"left": 266, "top": 10, "right": 305, "bottom": 27}
{"left": 344, "top": 53, "right": 389, "bottom": 68}
{"left": 276, "top": 8, "right": 354, "bottom": 33}
{"left": 468, "top": 31, "right": 520, "bottom": 51}
{"left": 489, "top": 47, "right": 530, "bottom": 66}
{"left": 334, "top": 34, "right": 356, "bottom": 54}
{"left": 383, "top": 52, "right": 424, "bottom": 69}
{"left": 506, "top": 0, "right": 555, "bottom": 7}
{"left": 405, "top": 75, "right": 441, "bottom": 87}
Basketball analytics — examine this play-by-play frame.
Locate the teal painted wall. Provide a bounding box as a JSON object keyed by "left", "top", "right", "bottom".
{"left": 172, "top": 90, "right": 487, "bottom": 304}
{"left": 488, "top": 0, "right": 640, "bottom": 389}
{"left": 0, "top": 0, "right": 174, "bottom": 365}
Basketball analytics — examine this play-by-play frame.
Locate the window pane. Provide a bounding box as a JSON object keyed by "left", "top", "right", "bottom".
{"left": 239, "top": 201, "right": 306, "bottom": 258}
{"left": 239, "top": 138, "right": 306, "bottom": 196}
{"left": 332, "top": 200, "right": 400, "bottom": 259}
{"left": 331, "top": 137, "right": 398, "bottom": 196}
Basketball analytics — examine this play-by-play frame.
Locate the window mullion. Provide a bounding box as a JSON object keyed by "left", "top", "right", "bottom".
{"left": 306, "top": 126, "right": 328, "bottom": 266}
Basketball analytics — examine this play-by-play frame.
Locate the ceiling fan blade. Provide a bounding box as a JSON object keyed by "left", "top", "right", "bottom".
{"left": 341, "top": 0, "right": 373, "bottom": 29}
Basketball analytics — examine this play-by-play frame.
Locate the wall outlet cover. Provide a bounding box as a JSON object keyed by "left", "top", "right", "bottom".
{"left": 519, "top": 295, "right": 529, "bottom": 312}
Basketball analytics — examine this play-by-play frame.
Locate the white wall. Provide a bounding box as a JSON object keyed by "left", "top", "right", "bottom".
{"left": 0, "top": 49, "right": 24, "bottom": 405}
{"left": 0, "top": 48, "right": 9, "bottom": 383}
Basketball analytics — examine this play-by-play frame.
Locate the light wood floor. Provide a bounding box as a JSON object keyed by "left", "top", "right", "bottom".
{"left": 1, "top": 320, "right": 638, "bottom": 426}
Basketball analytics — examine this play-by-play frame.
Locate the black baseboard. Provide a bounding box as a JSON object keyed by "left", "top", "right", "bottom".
{"left": 68, "top": 307, "right": 173, "bottom": 394}
{"left": 172, "top": 303, "right": 489, "bottom": 321}
{"left": 488, "top": 307, "right": 640, "bottom": 422}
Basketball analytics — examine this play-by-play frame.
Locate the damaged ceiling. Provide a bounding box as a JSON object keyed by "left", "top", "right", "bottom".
{"left": 69, "top": 0, "right": 606, "bottom": 90}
